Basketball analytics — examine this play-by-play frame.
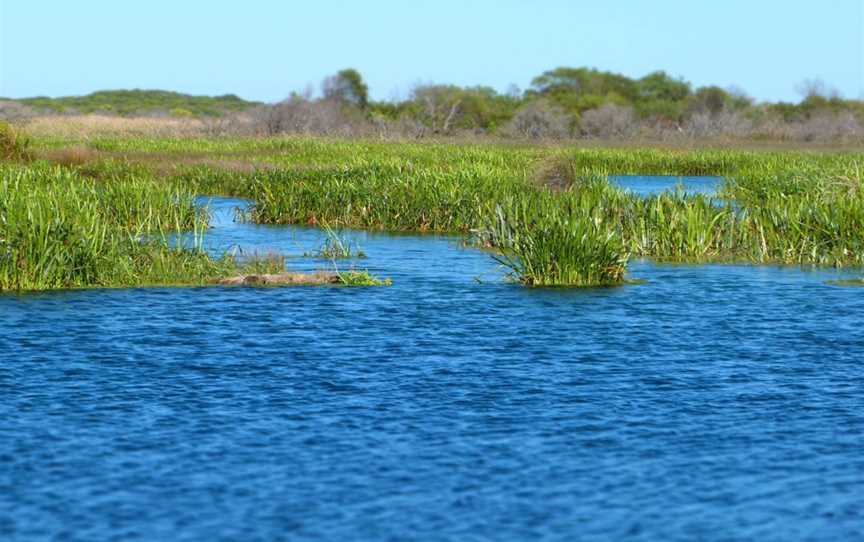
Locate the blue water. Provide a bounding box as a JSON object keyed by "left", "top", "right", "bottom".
{"left": 611, "top": 175, "right": 722, "bottom": 197}
{"left": 2, "top": 197, "right": 863, "bottom": 541}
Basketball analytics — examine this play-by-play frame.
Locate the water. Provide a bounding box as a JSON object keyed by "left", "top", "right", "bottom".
{"left": 2, "top": 197, "right": 863, "bottom": 541}
{"left": 611, "top": 175, "right": 722, "bottom": 197}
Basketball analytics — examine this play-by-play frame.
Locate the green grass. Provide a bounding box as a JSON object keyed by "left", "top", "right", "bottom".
{"left": 826, "top": 279, "right": 864, "bottom": 287}
{"left": 303, "top": 224, "right": 367, "bottom": 260}
{"left": 334, "top": 269, "right": 392, "bottom": 287}
{"left": 162, "top": 140, "right": 864, "bottom": 284}
{"left": 0, "top": 162, "right": 281, "bottom": 291}
{"left": 13, "top": 134, "right": 864, "bottom": 288}
{"left": 489, "top": 197, "right": 629, "bottom": 287}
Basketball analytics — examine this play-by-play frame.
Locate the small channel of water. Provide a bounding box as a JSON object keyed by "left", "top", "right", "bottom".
{"left": 610, "top": 175, "right": 723, "bottom": 197}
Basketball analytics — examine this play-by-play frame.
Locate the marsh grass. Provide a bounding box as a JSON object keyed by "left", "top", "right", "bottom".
{"left": 485, "top": 182, "right": 630, "bottom": 286}
{"left": 0, "top": 163, "right": 279, "bottom": 291}
{"left": 9, "top": 134, "right": 864, "bottom": 289}
{"left": 175, "top": 142, "right": 864, "bottom": 283}
{"left": 304, "top": 224, "right": 367, "bottom": 260}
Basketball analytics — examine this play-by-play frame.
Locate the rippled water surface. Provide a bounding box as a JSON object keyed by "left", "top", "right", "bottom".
{"left": 2, "top": 198, "right": 863, "bottom": 541}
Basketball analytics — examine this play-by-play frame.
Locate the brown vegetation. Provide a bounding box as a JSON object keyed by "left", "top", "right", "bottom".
{"left": 0, "top": 121, "right": 32, "bottom": 161}
{"left": 44, "top": 146, "right": 98, "bottom": 167}
{"left": 217, "top": 272, "right": 341, "bottom": 286}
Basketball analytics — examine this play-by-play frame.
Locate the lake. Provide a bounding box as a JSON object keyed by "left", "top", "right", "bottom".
{"left": 1, "top": 197, "right": 862, "bottom": 541}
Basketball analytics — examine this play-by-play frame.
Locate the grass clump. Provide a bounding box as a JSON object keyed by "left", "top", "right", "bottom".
{"left": 304, "top": 224, "right": 367, "bottom": 260}
{"left": 0, "top": 122, "right": 32, "bottom": 161}
{"left": 335, "top": 269, "right": 392, "bottom": 287}
{"left": 487, "top": 189, "right": 629, "bottom": 287}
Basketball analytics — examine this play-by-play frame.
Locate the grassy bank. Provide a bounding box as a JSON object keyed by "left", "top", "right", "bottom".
{"left": 0, "top": 162, "right": 278, "bottom": 291}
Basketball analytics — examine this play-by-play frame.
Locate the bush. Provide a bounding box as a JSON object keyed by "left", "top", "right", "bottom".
{"left": 169, "top": 108, "right": 194, "bottom": 118}
{"left": 503, "top": 100, "right": 572, "bottom": 139}
{"left": 254, "top": 98, "right": 372, "bottom": 137}
{"left": 579, "top": 104, "right": 636, "bottom": 138}
{"left": 683, "top": 111, "right": 754, "bottom": 139}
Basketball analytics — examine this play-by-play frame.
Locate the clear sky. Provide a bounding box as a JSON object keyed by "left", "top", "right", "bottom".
{"left": 1, "top": 0, "right": 862, "bottom": 103}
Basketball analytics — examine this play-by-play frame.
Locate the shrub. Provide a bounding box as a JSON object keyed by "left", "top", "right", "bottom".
{"left": 579, "top": 104, "right": 637, "bottom": 138}
{"left": 254, "top": 98, "right": 371, "bottom": 137}
{"left": 683, "top": 111, "right": 754, "bottom": 139}
{"left": 169, "top": 108, "right": 194, "bottom": 118}
{"left": 503, "top": 100, "right": 572, "bottom": 139}
{"left": 0, "top": 101, "right": 37, "bottom": 122}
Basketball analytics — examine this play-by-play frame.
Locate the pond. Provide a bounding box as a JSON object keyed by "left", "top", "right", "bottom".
{"left": 2, "top": 197, "right": 862, "bottom": 541}
{"left": 610, "top": 175, "right": 722, "bottom": 197}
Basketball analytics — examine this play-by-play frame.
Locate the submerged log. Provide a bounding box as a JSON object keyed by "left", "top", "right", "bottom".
{"left": 217, "top": 272, "right": 341, "bottom": 286}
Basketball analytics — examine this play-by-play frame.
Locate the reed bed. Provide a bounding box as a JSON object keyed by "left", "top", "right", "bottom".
{"left": 14, "top": 134, "right": 864, "bottom": 288}
{"left": 0, "top": 163, "right": 279, "bottom": 291}
{"left": 172, "top": 142, "right": 864, "bottom": 285}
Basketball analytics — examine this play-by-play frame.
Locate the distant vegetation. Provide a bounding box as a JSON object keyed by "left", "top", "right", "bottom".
{"left": 3, "top": 89, "right": 260, "bottom": 118}
{"left": 3, "top": 67, "right": 862, "bottom": 142}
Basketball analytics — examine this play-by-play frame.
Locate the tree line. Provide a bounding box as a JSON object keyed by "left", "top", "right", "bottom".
{"left": 3, "top": 67, "right": 862, "bottom": 141}
{"left": 258, "top": 67, "right": 863, "bottom": 141}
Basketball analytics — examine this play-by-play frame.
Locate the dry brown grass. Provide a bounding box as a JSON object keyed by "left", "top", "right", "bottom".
{"left": 0, "top": 121, "right": 32, "bottom": 161}
{"left": 44, "top": 145, "right": 98, "bottom": 167}
{"left": 17, "top": 114, "right": 864, "bottom": 155}
{"left": 532, "top": 154, "right": 576, "bottom": 191}
{"left": 23, "top": 115, "right": 210, "bottom": 138}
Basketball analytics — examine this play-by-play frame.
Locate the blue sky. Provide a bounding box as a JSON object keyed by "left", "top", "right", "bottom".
{"left": 1, "top": 0, "right": 862, "bottom": 103}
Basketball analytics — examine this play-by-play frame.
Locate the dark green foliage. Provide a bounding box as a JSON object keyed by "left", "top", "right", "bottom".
{"left": 530, "top": 67, "right": 638, "bottom": 102}
{"left": 16, "top": 90, "right": 260, "bottom": 117}
{"left": 323, "top": 69, "right": 370, "bottom": 109}
{"left": 636, "top": 71, "right": 691, "bottom": 103}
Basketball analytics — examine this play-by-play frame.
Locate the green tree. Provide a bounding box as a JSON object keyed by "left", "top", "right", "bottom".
{"left": 323, "top": 69, "right": 369, "bottom": 109}
{"left": 530, "top": 67, "right": 637, "bottom": 101}
{"left": 636, "top": 71, "right": 691, "bottom": 102}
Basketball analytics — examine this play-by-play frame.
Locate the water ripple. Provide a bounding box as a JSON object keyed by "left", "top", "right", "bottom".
{"left": 1, "top": 198, "right": 862, "bottom": 541}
